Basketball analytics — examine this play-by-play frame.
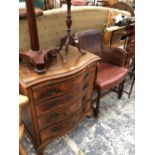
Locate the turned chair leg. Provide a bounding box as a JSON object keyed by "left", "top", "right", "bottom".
{"left": 118, "top": 79, "right": 126, "bottom": 99}
{"left": 94, "top": 89, "right": 101, "bottom": 118}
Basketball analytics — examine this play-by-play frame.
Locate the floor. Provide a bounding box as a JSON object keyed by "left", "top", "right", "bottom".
{"left": 22, "top": 76, "right": 135, "bottom": 155}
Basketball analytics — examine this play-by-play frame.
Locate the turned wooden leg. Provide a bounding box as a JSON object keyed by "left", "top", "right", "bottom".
{"left": 94, "top": 89, "right": 101, "bottom": 118}
{"left": 118, "top": 79, "right": 126, "bottom": 99}
{"left": 36, "top": 148, "right": 44, "bottom": 155}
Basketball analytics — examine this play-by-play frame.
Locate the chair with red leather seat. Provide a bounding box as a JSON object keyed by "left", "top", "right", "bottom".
{"left": 75, "top": 29, "right": 128, "bottom": 117}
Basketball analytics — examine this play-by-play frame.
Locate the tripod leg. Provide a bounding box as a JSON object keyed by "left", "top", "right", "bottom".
{"left": 57, "top": 37, "right": 66, "bottom": 52}
{"left": 74, "top": 39, "right": 86, "bottom": 54}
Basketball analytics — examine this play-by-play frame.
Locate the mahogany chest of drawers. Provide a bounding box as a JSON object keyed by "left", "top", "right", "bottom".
{"left": 19, "top": 46, "right": 100, "bottom": 155}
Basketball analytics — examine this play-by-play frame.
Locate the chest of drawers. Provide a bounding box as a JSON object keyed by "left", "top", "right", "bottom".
{"left": 20, "top": 46, "right": 100, "bottom": 155}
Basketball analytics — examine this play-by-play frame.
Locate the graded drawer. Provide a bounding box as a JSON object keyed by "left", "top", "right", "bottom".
{"left": 32, "top": 71, "right": 84, "bottom": 103}
{"left": 35, "top": 87, "right": 82, "bottom": 116}
{"left": 82, "top": 65, "right": 96, "bottom": 102}
{"left": 83, "top": 63, "right": 96, "bottom": 82}
{"left": 40, "top": 108, "right": 83, "bottom": 142}
{"left": 37, "top": 97, "right": 82, "bottom": 130}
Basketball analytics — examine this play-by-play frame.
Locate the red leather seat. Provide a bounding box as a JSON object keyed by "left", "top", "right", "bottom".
{"left": 96, "top": 63, "right": 128, "bottom": 90}
{"left": 75, "top": 29, "right": 128, "bottom": 117}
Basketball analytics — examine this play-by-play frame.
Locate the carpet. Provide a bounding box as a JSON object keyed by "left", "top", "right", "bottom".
{"left": 22, "top": 77, "right": 135, "bottom": 155}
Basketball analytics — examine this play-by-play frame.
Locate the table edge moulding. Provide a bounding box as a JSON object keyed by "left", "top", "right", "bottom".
{"left": 19, "top": 45, "right": 100, "bottom": 155}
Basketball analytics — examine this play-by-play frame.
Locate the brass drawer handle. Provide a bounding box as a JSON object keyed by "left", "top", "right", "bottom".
{"left": 83, "top": 83, "right": 88, "bottom": 90}
{"left": 52, "top": 126, "right": 62, "bottom": 132}
{"left": 48, "top": 113, "right": 59, "bottom": 120}
{"left": 45, "top": 101, "right": 58, "bottom": 109}
{"left": 82, "top": 95, "right": 86, "bottom": 102}
{"left": 84, "top": 73, "right": 88, "bottom": 79}
{"left": 47, "top": 88, "right": 59, "bottom": 96}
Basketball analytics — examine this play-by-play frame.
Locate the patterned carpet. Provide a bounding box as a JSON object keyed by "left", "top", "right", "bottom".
{"left": 22, "top": 76, "right": 135, "bottom": 155}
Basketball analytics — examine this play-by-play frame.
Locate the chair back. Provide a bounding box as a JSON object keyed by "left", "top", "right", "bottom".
{"left": 75, "top": 29, "right": 126, "bottom": 66}
{"left": 124, "top": 24, "right": 135, "bottom": 67}
{"left": 75, "top": 29, "right": 104, "bottom": 59}
{"left": 111, "top": 2, "right": 135, "bottom": 16}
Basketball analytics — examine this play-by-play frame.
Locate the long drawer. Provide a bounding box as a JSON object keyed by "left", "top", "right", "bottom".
{"left": 32, "top": 70, "right": 85, "bottom": 104}
{"left": 37, "top": 97, "right": 82, "bottom": 131}
{"left": 40, "top": 107, "right": 84, "bottom": 142}
{"left": 35, "top": 87, "right": 82, "bottom": 116}
{"left": 82, "top": 65, "right": 96, "bottom": 102}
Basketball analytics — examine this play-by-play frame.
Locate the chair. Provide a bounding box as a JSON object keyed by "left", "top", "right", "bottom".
{"left": 19, "top": 95, "right": 29, "bottom": 155}
{"left": 124, "top": 24, "right": 135, "bottom": 98}
{"left": 111, "top": 2, "right": 135, "bottom": 17}
{"left": 104, "top": 26, "right": 126, "bottom": 48}
{"left": 75, "top": 29, "right": 128, "bottom": 117}
{"left": 103, "top": 10, "right": 127, "bottom": 48}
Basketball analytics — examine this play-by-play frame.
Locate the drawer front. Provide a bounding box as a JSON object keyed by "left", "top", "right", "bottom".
{"left": 40, "top": 108, "right": 83, "bottom": 142}
{"left": 83, "top": 63, "right": 96, "bottom": 82}
{"left": 82, "top": 64, "right": 96, "bottom": 102}
{"left": 32, "top": 71, "right": 84, "bottom": 103}
{"left": 38, "top": 97, "right": 82, "bottom": 130}
{"left": 35, "top": 87, "right": 82, "bottom": 116}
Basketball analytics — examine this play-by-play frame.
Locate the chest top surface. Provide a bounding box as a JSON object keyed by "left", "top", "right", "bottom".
{"left": 20, "top": 46, "right": 100, "bottom": 87}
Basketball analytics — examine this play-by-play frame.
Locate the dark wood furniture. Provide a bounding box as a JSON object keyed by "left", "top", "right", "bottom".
{"left": 124, "top": 24, "right": 135, "bottom": 98}
{"left": 75, "top": 29, "right": 128, "bottom": 117}
{"left": 19, "top": 95, "right": 29, "bottom": 155}
{"left": 111, "top": 2, "right": 135, "bottom": 16}
{"left": 19, "top": 0, "right": 57, "bottom": 73}
{"left": 20, "top": 46, "right": 100, "bottom": 155}
{"left": 57, "top": 0, "right": 86, "bottom": 63}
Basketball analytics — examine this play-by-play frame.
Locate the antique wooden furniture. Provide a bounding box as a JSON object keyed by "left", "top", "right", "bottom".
{"left": 20, "top": 6, "right": 131, "bottom": 52}
{"left": 57, "top": 0, "right": 86, "bottom": 63}
{"left": 103, "top": 25, "right": 126, "bottom": 48}
{"left": 111, "top": 2, "right": 135, "bottom": 16}
{"left": 124, "top": 24, "right": 135, "bottom": 98}
{"left": 20, "top": 46, "right": 100, "bottom": 155}
{"left": 19, "top": 95, "right": 29, "bottom": 155}
{"left": 19, "top": 0, "right": 57, "bottom": 73}
{"left": 75, "top": 29, "right": 128, "bottom": 117}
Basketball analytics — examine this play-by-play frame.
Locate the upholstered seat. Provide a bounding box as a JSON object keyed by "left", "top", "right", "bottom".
{"left": 96, "top": 63, "right": 128, "bottom": 90}
{"left": 75, "top": 29, "right": 128, "bottom": 117}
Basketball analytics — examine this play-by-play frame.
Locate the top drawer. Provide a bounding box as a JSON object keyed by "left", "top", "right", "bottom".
{"left": 32, "top": 70, "right": 85, "bottom": 103}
